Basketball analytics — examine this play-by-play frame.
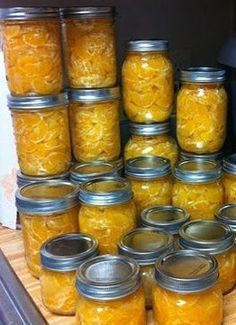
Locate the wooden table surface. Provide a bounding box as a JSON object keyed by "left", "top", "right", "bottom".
{"left": 0, "top": 225, "right": 236, "bottom": 325}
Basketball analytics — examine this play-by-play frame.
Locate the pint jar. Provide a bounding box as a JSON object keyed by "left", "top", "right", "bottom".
{"left": 177, "top": 67, "right": 227, "bottom": 153}
{"left": 17, "top": 170, "right": 70, "bottom": 188}
{"left": 75, "top": 255, "right": 146, "bottom": 324}
{"left": 223, "top": 154, "right": 236, "bottom": 203}
{"left": 215, "top": 204, "right": 236, "bottom": 237}
{"left": 8, "top": 94, "right": 71, "bottom": 176}
{"left": 15, "top": 181, "right": 79, "bottom": 278}
{"left": 0, "top": 7, "right": 63, "bottom": 96}
{"left": 40, "top": 233, "right": 98, "bottom": 315}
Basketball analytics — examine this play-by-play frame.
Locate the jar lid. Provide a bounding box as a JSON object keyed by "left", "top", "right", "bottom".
{"left": 70, "top": 162, "right": 118, "bottom": 184}
{"left": 141, "top": 205, "right": 190, "bottom": 235}
{"left": 79, "top": 177, "right": 133, "bottom": 206}
{"left": 8, "top": 93, "right": 68, "bottom": 110}
{"left": 0, "top": 7, "right": 60, "bottom": 20}
{"left": 179, "top": 220, "right": 234, "bottom": 254}
{"left": 223, "top": 154, "right": 236, "bottom": 175}
{"left": 180, "top": 151, "right": 223, "bottom": 162}
{"left": 118, "top": 228, "right": 174, "bottom": 265}
{"left": 154, "top": 250, "right": 219, "bottom": 293}
{"left": 125, "top": 156, "right": 171, "bottom": 179}
{"left": 127, "top": 40, "right": 168, "bottom": 52}
{"left": 129, "top": 122, "right": 170, "bottom": 135}
{"left": 60, "top": 6, "right": 115, "bottom": 19}
{"left": 174, "top": 160, "right": 222, "bottom": 183}
{"left": 17, "top": 170, "right": 70, "bottom": 188}
{"left": 215, "top": 204, "right": 236, "bottom": 233}
{"left": 180, "top": 67, "right": 226, "bottom": 83}
{"left": 76, "top": 255, "right": 141, "bottom": 300}
{"left": 15, "top": 181, "right": 79, "bottom": 214}
{"left": 41, "top": 233, "right": 98, "bottom": 272}
{"left": 68, "top": 87, "right": 119, "bottom": 103}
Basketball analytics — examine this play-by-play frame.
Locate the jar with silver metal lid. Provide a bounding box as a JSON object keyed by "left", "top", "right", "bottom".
{"left": 68, "top": 87, "right": 121, "bottom": 162}
{"left": 15, "top": 180, "right": 79, "bottom": 278}
{"left": 124, "top": 121, "right": 179, "bottom": 168}
{"left": 172, "top": 160, "right": 223, "bottom": 220}
{"left": 0, "top": 7, "right": 63, "bottom": 96}
{"left": 215, "top": 204, "right": 236, "bottom": 235}
{"left": 222, "top": 154, "right": 236, "bottom": 203}
{"left": 75, "top": 255, "right": 146, "bottom": 324}
{"left": 177, "top": 67, "right": 227, "bottom": 154}
{"left": 180, "top": 150, "right": 223, "bottom": 162}
{"left": 17, "top": 170, "right": 70, "bottom": 188}
{"left": 179, "top": 220, "right": 236, "bottom": 294}
{"left": 118, "top": 228, "right": 174, "bottom": 308}
{"left": 78, "top": 177, "right": 137, "bottom": 254}
{"left": 125, "top": 156, "right": 172, "bottom": 214}
{"left": 153, "top": 250, "right": 223, "bottom": 325}
{"left": 122, "top": 39, "right": 174, "bottom": 123}
{"left": 40, "top": 233, "right": 98, "bottom": 315}
{"left": 60, "top": 6, "right": 116, "bottom": 88}
{"left": 8, "top": 94, "right": 71, "bottom": 177}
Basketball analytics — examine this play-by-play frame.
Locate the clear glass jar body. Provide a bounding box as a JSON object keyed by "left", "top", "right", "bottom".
{"left": 40, "top": 268, "right": 77, "bottom": 315}
{"left": 215, "top": 248, "right": 236, "bottom": 294}
{"left": 79, "top": 200, "right": 137, "bottom": 254}
{"left": 152, "top": 284, "right": 223, "bottom": 325}
{"left": 69, "top": 100, "right": 120, "bottom": 162}
{"left": 177, "top": 82, "right": 227, "bottom": 153}
{"left": 11, "top": 106, "right": 71, "bottom": 176}
{"left": 140, "top": 264, "right": 155, "bottom": 309}
{"left": 20, "top": 206, "right": 79, "bottom": 278}
{"left": 124, "top": 134, "right": 178, "bottom": 168}
{"left": 172, "top": 180, "right": 224, "bottom": 220}
{"left": 223, "top": 173, "right": 236, "bottom": 203}
{"left": 63, "top": 17, "right": 116, "bottom": 88}
{"left": 75, "top": 287, "right": 146, "bottom": 325}
{"left": 122, "top": 51, "right": 174, "bottom": 122}
{"left": 1, "top": 19, "right": 63, "bottom": 96}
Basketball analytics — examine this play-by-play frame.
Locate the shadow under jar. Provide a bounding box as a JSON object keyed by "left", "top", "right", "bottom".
{"left": 15, "top": 181, "right": 79, "bottom": 278}
{"left": 16, "top": 170, "right": 70, "bottom": 188}
{"left": 222, "top": 154, "right": 236, "bottom": 204}
{"left": 180, "top": 150, "right": 223, "bottom": 163}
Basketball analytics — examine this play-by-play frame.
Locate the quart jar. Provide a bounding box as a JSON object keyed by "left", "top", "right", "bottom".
{"left": 8, "top": 94, "right": 71, "bottom": 176}
{"left": 75, "top": 255, "right": 146, "bottom": 325}
{"left": 125, "top": 156, "right": 172, "bottom": 214}
{"left": 0, "top": 7, "right": 63, "bottom": 96}
{"left": 40, "top": 233, "right": 98, "bottom": 315}
{"left": 180, "top": 150, "right": 223, "bottom": 162}
{"left": 124, "top": 121, "right": 179, "bottom": 168}
{"left": 17, "top": 170, "right": 70, "bottom": 188}
{"left": 172, "top": 160, "right": 224, "bottom": 220}
{"left": 215, "top": 204, "right": 236, "bottom": 236}
{"left": 153, "top": 250, "right": 223, "bottom": 325}
{"left": 122, "top": 40, "right": 174, "bottom": 123}
{"left": 177, "top": 67, "right": 227, "bottom": 153}
{"left": 61, "top": 7, "right": 117, "bottom": 88}
{"left": 15, "top": 181, "right": 79, "bottom": 278}
{"left": 78, "top": 177, "right": 137, "bottom": 254}
{"left": 223, "top": 154, "right": 236, "bottom": 203}
{"left": 118, "top": 228, "right": 174, "bottom": 308}
{"left": 179, "top": 220, "right": 236, "bottom": 294}
{"left": 68, "top": 87, "right": 120, "bottom": 162}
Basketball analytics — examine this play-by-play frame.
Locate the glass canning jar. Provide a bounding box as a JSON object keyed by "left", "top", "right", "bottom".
{"left": 118, "top": 228, "right": 174, "bottom": 309}
{"left": 177, "top": 67, "right": 227, "bottom": 153}
{"left": 215, "top": 204, "right": 236, "bottom": 237}
{"left": 125, "top": 156, "right": 172, "bottom": 214}
{"left": 180, "top": 150, "right": 223, "bottom": 162}
{"left": 17, "top": 170, "right": 70, "bottom": 188}
{"left": 40, "top": 233, "right": 98, "bottom": 315}
{"left": 61, "top": 7, "right": 117, "bottom": 88}
{"left": 172, "top": 160, "right": 224, "bottom": 220}
{"left": 179, "top": 220, "right": 236, "bottom": 294}
{"left": 8, "top": 93, "right": 71, "bottom": 176}
{"left": 0, "top": 7, "right": 63, "bottom": 96}
{"left": 122, "top": 40, "right": 174, "bottom": 123}
{"left": 124, "top": 121, "right": 179, "bottom": 168}
{"left": 153, "top": 250, "right": 223, "bottom": 325}
{"left": 68, "top": 87, "right": 121, "bottom": 162}
{"left": 78, "top": 177, "right": 137, "bottom": 254}
{"left": 222, "top": 154, "right": 236, "bottom": 203}
{"left": 75, "top": 255, "right": 146, "bottom": 325}
{"left": 15, "top": 181, "right": 79, "bottom": 278}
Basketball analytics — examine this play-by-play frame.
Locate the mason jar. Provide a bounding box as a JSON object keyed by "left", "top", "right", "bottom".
{"left": 215, "top": 204, "right": 236, "bottom": 237}
{"left": 118, "top": 228, "right": 174, "bottom": 309}
{"left": 172, "top": 160, "right": 224, "bottom": 220}
{"left": 153, "top": 250, "right": 223, "bottom": 325}
{"left": 17, "top": 170, "right": 70, "bottom": 188}
{"left": 75, "top": 255, "right": 146, "bottom": 324}
{"left": 40, "top": 233, "right": 98, "bottom": 315}
{"left": 177, "top": 67, "right": 227, "bottom": 153}
{"left": 15, "top": 181, "right": 79, "bottom": 278}
{"left": 180, "top": 151, "right": 223, "bottom": 162}
{"left": 78, "top": 177, "right": 137, "bottom": 254}
{"left": 122, "top": 40, "right": 174, "bottom": 123}
{"left": 61, "top": 7, "right": 117, "bottom": 88}
{"left": 124, "top": 121, "right": 179, "bottom": 168}
{"left": 0, "top": 7, "right": 63, "bottom": 96}
{"left": 179, "top": 220, "right": 236, "bottom": 294}
{"left": 8, "top": 93, "right": 71, "bottom": 176}
{"left": 223, "top": 154, "right": 236, "bottom": 203}
{"left": 125, "top": 156, "right": 172, "bottom": 214}
{"left": 68, "top": 87, "right": 120, "bottom": 162}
